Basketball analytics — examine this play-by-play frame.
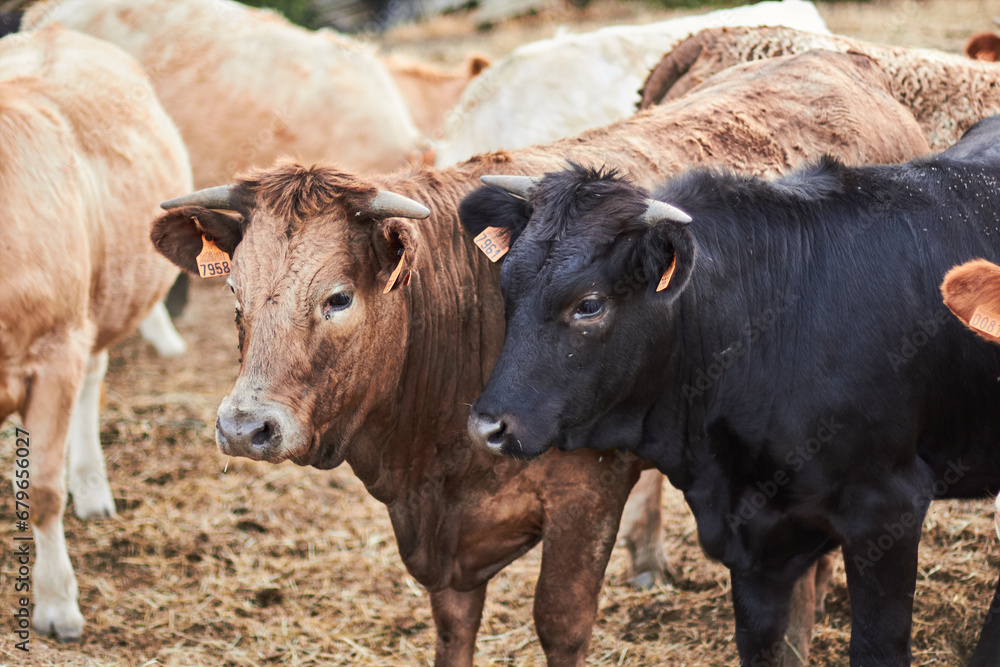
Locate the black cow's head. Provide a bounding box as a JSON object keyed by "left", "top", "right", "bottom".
{"left": 459, "top": 164, "right": 695, "bottom": 459}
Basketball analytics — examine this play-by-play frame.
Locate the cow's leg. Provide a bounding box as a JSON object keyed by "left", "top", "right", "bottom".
{"left": 970, "top": 567, "right": 1000, "bottom": 667}
{"left": 429, "top": 585, "right": 487, "bottom": 667}
{"left": 813, "top": 552, "right": 835, "bottom": 614}
{"left": 534, "top": 511, "right": 620, "bottom": 666}
{"left": 67, "top": 350, "right": 116, "bottom": 519}
{"left": 22, "top": 344, "right": 87, "bottom": 641}
{"left": 138, "top": 301, "right": 186, "bottom": 357}
{"left": 618, "top": 469, "right": 666, "bottom": 589}
{"left": 781, "top": 563, "right": 816, "bottom": 667}
{"left": 840, "top": 506, "right": 923, "bottom": 666}
{"left": 731, "top": 571, "right": 797, "bottom": 667}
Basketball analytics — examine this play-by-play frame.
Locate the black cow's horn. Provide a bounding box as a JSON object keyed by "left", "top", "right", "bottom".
{"left": 160, "top": 185, "right": 234, "bottom": 210}
{"left": 641, "top": 199, "right": 692, "bottom": 225}
{"left": 368, "top": 190, "right": 430, "bottom": 219}
{"left": 480, "top": 175, "right": 541, "bottom": 199}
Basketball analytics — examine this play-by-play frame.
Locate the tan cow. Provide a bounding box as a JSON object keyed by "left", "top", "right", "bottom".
{"left": 0, "top": 25, "right": 192, "bottom": 640}
{"left": 384, "top": 54, "right": 491, "bottom": 139}
{"left": 150, "top": 51, "right": 929, "bottom": 666}
{"left": 23, "top": 0, "right": 423, "bottom": 187}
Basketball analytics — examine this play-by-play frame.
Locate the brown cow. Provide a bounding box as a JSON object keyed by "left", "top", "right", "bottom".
{"left": 966, "top": 32, "right": 1000, "bottom": 62}
{"left": 150, "top": 51, "right": 929, "bottom": 666}
{"left": 942, "top": 259, "right": 1000, "bottom": 345}
{"left": 941, "top": 259, "right": 1000, "bottom": 661}
{"left": 639, "top": 26, "right": 1000, "bottom": 151}
{"left": 0, "top": 25, "right": 191, "bottom": 640}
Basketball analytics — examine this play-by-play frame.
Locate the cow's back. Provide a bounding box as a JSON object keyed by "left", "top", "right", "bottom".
{"left": 0, "top": 25, "right": 191, "bottom": 352}
{"left": 433, "top": 0, "right": 830, "bottom": 166}
{"left": 23, "top": 0, "right": 421, "bottom": 186}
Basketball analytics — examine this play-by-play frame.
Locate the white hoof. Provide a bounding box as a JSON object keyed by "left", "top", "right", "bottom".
{"left": 139, "top": 302, "right": 187, "bottom": 357}
{"left": 69, "top": 479, "right": 118, "bottom": 520}
{"left": 629, "top": 570, "right": 659, "bottom": 590}
{"left": 33, "top": 596, "right": 84, "bottom": 642}
{"left": 69, "top": 471, "right": 117, "bottom": 520}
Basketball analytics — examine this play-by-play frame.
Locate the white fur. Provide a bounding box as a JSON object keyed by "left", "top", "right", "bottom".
{"left": 66, "top": 351, "right": 116, "bottom": 519}
{"left": 31, "top": 518, "right": 84, "bottom": 640}
{"left": 138, "top": 302, "right": 187, "bottom": 357}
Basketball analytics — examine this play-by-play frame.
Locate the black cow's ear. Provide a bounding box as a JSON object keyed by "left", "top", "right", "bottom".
{"left": 459, "top": 185, "right": 533, "bottom": 252}
{"left": 150, "top": 206, "right": 245, "bottom": 275}
{"left": 638, "top": 217, "right": 696, "bottom": 300}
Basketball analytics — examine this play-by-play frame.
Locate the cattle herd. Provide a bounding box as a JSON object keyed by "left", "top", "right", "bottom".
{"left": 2, "top": 0, "right": 1000, "bottom": 664}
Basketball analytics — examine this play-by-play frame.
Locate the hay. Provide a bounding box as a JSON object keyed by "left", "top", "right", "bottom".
{"left": 3, "top": 1, "right": 1000, "bottom": 663}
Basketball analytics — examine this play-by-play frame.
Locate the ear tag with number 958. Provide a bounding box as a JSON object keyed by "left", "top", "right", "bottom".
{"left": 197, "top": 233, "right": 231, "bottom": 278}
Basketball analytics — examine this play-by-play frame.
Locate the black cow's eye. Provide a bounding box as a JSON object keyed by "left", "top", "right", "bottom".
{"left": 324, "top": 292, "right": 353, "bottom": 319}
{"left": 573, "top": 297, "right": 605, "bottom": 320}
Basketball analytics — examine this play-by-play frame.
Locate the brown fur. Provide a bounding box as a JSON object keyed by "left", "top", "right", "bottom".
{"left": 152, "top": 51, "right": 930, "bottom": 666}
{"left": 942, "top": 259, "right": 1000, "bottom": 344}
{"left": 966, "top": 32, "right": 1000, "bottom": 61}
{"left": 640, "top": 26, "right": 1000, "bottom": 150}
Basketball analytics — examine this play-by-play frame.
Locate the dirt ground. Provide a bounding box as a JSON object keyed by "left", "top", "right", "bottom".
{"left": 3, "top": 0, "right": 1000, "bottom": 664}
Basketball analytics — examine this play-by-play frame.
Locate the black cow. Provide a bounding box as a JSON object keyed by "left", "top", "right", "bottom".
{"left": 0, "top": 12, "right": 21, "bottom": 37}
{"left": 459, "top": 115, "right": 1000, "bottom": 665}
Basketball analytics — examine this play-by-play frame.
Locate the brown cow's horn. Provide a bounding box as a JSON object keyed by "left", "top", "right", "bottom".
{"left": 160, "top": 185, "right": 234, "bottom": 210}
{"left": 480, "top": 175, "right": 541, "bottom": 199}
{"left": 641, "top": 199, "right": 691, "bottom": 225}
{"left": 368, "top": 190, "right": 430, "bottom": 219}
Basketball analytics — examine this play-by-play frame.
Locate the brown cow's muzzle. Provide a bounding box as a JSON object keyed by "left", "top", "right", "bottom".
{"left": 216, "top": 393, "right": 305, "bottom": 463}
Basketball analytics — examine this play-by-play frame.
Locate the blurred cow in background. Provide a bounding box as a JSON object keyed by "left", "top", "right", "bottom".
{"left": 433, "top": 0, "right": 830, "bottom": 166}
{"left": 0, "top": 24, "right": 192, "bottom": 640}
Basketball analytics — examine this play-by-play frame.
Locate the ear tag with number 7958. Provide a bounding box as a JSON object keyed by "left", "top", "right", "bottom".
{"left": 197, "top": 233, "right": 231, "bottom": 278}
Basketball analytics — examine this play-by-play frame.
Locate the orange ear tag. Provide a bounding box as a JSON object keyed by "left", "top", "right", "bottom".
{"left": 970, "top": 305, "right": 1000, "bottom": 337}
{"left": 384, "top": 250, "right": 408, "bottom": 294}
{"left": 656, "top": 255, "right": 677, "bottom": 292}
{"left": 473, "top": 227, "right": 511, "bottom": 262}
{"left": 196, "top": 234, "right": 231, "bottom": 278}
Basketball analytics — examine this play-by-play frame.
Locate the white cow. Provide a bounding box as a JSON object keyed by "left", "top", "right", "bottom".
{"left": 434, "top": 0, "right": 830, "bottom": 166}
{"left": 0, "top": 24, "right": 192, "bottom": 640}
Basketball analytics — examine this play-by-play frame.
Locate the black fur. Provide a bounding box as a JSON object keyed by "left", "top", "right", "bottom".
{"left": 0, "top": 12, "right": 21, "bottom": 38}
{"left": 472, "top": 115, "right": 1000, "bottom": 665}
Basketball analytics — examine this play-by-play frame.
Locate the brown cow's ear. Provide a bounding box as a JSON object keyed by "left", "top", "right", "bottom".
{"left": 376, "top": 218, "right": 420, "bottom": 292}
{"left": 467, "top": 54, "right": 491, "bottom": 77}
{"left": 941, "top": 259, "right": 1000, "bottom": 343}
{"left": 151, "top": 206, "right": 245, "bottom": 275}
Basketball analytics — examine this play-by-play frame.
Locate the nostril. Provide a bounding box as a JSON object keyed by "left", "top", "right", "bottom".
{"left": 486, "top": 420, "right": 508, "bottom": 448}
{"left": 251, "top": 421, "right": 276, "bottom": 448}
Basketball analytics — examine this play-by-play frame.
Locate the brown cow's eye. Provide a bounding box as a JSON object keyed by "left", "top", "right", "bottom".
{"left": 573, "top": 298, "right": 605, "bottom": 320}
{"left": 323, "top": 292, "right": 353, "bottom": 319}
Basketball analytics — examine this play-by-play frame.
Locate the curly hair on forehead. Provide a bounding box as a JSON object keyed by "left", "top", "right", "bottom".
{"left": 529, "top": 162, "right": 648, "bottom": 242}
{"left": 235, "top": 159, "right": 379, "bottom": 221}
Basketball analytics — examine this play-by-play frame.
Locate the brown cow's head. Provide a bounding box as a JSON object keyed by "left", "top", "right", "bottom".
{"left": 151, "top": 162, "right": 430, "bottom": 469}
{"left": 942, "top": 259, "right": 1000, "bottom": 344}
